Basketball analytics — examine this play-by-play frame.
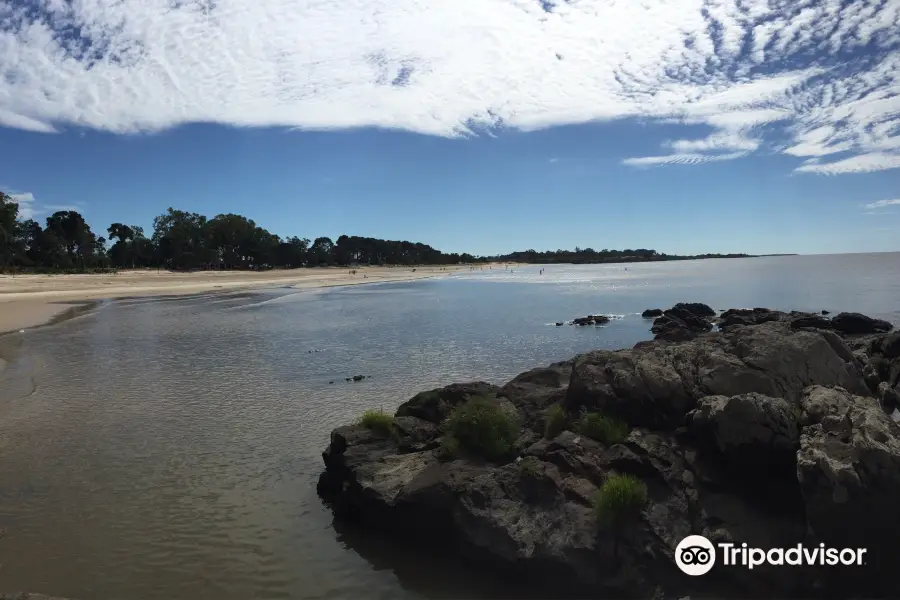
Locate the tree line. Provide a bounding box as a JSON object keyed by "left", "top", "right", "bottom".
{"left": 1, "top": 191, "right": 754, "bottom": 273}
{"left": 0, "top": 192, "right": 481, "bottom": 272}
{"left": 488, "top": 247, "right": 753, "bottom": 264}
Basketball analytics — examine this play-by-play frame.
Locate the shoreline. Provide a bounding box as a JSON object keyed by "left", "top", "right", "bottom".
{"left": 0, "top": 264, "right": 479, "bottom": 335}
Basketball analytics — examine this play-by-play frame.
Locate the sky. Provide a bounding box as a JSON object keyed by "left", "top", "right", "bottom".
{"left": 1, "top": 0, "right": 899, "bottom": 257}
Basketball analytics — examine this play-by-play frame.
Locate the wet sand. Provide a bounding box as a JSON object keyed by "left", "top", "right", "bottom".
{"left": 0, "top": 265, "right": 481, "bottom": 334}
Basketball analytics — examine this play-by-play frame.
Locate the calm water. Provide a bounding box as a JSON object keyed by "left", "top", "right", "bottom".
{"left": 1, "top": 254, "right": 898, "bottom": 600}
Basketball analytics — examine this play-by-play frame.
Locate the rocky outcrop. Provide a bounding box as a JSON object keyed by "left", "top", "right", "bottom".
{"left": 641, "top": 308, "right": 663, "bottom": 318}
{"left": 830, "top": 312, "right": 893, "bottom": 334}
{"left": 572, "top": 315, "right": 611, "bottom": 326}
{"left": 650, "top": 305, "right": 714, "bottom": 341}
{"left": 395, "top": 382, "right": 502, "bottom": 423}
{"left": 687, "top": 393, "right": 799, "bottom": 476}
{"left": 318, "top": 305, "right": 899, "bottom": 600}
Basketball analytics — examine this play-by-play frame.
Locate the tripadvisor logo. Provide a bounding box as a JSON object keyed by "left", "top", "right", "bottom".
{"left": 675, "top": 535, "right": 867, "bottom": 576}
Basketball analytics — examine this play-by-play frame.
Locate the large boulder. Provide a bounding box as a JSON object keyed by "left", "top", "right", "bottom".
{"left": 572, "top": 315, "right": 610, "bottom": 326}
{"left": 796, "top": 385, "right": 900, "bottom": 596}
{"left": 650, "top": 306, "right": 713, "bottom": 342}
{"left": 395, "top": 382, "right": 501, "bottom": 424}
{"left": 566, "top": 321, "right": 868, "bottom": 429}
{"left": 830, "top": 312, "right": 893, "bottom": 335}
{"left": 499, "top": 360, "right": 572, "bottom": 432}
{"left": 686, "top": 393, "right": 799, "bottom": 475}
{"left": 880, "top": 331, "right": 900, "bottom": 359}
{"left": 671, "top": 302, "right": 716, "bottom": 318}
{"left": 789, "top": 314, "right": 832, "bottom": 330}
{"left": 641, "top": 308, "right": 663, "bottom": 318}
{"left": 718, "top": 308, "right": 785, "bottom": 330}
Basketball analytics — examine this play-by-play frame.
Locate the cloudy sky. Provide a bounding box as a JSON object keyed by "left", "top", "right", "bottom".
{"left": 1, "top": 0, "right": 899, "bottom": 254}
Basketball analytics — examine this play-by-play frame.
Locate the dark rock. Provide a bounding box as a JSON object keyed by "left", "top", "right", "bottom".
{"left": 789, "top": 314, "right": 832, "bottom": 330}
{"left": 881, "top": 331, "right": 900, "bottom": 359}
{"left": 395, "top": 382, "right": 501, "bottom": 424}
{"left": 718, "top": 308, "right": 785, "bottom": 330}
{"left": 650, "top": 306, "right": 714, "bottom": 342}
{"left": 831, "top": 312, "right": 893, "bottom": 335}
{"left": 671, "top": 302, "right": 716, "bottom": 318}
{"left": 877, "top": 382, "right": 900, "bottom": 413}
{"left": 797, "top": 385, "right": 900, "bottom": 596}
{"left": 329, "top": 380, "right": 335, "bottom": 384}
{"left": 642, "top": 308, "right": 664, "bottom": 318}
{"left": 555, "top": 322, "right": 564, "bottom": 326}
{"left": 318, "top": 306, "right": 899, "bottom": 600}
{"left": 572, "top": 315, "right": 611, "bottom": 326}
{"left": 352, "top": 375, "right": 365, "bottom": 382}
{"left": 568, "top": 320, "right": 867, "bottom": 429}
{"left": 499, "top": 361, "right": 572, "bottom": 433}
{"left": 686, "top": 393, "right": 799, "bottom": 476}
{"left": 822, "top": 310, "right": 830, "bottom": 315}
{"left": 392, "top": 416, "right": 440, "bottom": 453}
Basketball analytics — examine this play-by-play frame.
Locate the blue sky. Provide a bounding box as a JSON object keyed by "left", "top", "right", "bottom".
{"left": 1, "top": 0, "right": 899, "bottom": 256}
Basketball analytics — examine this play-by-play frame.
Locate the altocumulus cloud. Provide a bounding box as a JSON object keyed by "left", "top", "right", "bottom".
{"left": 1, "top": 0, "right": 899, "bottom": 173}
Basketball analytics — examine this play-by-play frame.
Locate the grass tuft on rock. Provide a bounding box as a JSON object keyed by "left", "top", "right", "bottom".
{"left": 593, "top": 473, "right": 648, "bottom": 527}
{"left": 577, "top": 412, "right": 629, "bottom": 445}
{"left": 544, "top": 404, "right": 568, "bottom": 439}
{"left": 436, "top": 435, "right": 460, "bottom": 460}
{"left": 446, "top": 396, "right": 521, "bottom": 462}
{"left": 359, "top": 409, "right": 394, "bottom": 435}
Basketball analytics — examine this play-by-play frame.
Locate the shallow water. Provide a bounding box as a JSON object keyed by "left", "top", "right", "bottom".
{"left": 0, "top": 254, "right": 898, "bottom": 600}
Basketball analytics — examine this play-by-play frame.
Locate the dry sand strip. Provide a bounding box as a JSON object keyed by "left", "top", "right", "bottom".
{"left": 0, "top": 264, "right": 486, "bottom": 334}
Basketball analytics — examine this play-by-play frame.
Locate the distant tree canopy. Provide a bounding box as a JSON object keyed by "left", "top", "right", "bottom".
{"left": 0, "top": 193, "right": 484, "bottom": 272}
{"left": 0, "top": 191, "right": 752, "bottom": 273}
{"left": 487, "top": 247, "right": 752, "bottom": 264}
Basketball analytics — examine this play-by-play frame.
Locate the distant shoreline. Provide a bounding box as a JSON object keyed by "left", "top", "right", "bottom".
{"left": 0, "top": 264, "right": 480, "bottom": 335}
{"left": 487, "top": 253, "right": 799, "bottom": 265}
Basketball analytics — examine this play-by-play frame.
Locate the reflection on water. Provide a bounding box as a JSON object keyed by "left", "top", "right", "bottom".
{"left": 0, "top": 254, "right": 898, "bottom": 600}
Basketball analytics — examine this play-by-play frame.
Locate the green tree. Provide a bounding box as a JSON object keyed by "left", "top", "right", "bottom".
{"left": 0, "top": 192, "right": 20, "bottom": 269}
{"left": 310, "top": 236, "right": 334, "bottom": 265}
{"left": 152, "top": 208, "right": 211, "bottom": 270}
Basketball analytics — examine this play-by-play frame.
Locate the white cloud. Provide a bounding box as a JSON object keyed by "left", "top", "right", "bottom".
{"left": 0, "top": 0, "right": 899, "bottom": 174}
{"left": 5, "top": 192, "right": 81, "bottom": 220}
{"left": 622, "top": 151, "right": 747, "bottom": 167}
{"left": 864, "top": 198, "right": 900, "bottom": 210}
{"left": 9, "top": 192, "right": 36, "bottom": 220}
{"left": 795, "top": 152, "right": 900, "bottom": 175}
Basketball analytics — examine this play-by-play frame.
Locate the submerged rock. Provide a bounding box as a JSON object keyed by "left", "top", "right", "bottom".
{"left": 317, "top": 304, "right": 900, "bottom": 599}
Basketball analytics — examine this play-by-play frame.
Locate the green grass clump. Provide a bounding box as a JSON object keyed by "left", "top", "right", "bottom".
{"left": 593, "top": 474, "right": 648, "bottom": 527}
{"left": 544, "top": 404, "right": 568, "bottom": 439}
{"left": 446, "top": 396, "right": 521, "bottom": 462}
{"left": 436, "top": 435, "right": 460, "bottom": 461}
{"left": 359, "top": 409, "right": 394, "bottom": 435}
{"left": 577, "top": 412, "right": 629, "bottom": 445}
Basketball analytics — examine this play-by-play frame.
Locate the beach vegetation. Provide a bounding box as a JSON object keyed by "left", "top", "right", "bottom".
{"left": 359, "top": 409, "right": 395, "bottom": 435}
{"left": 446, "top": 396, "right": 521, "bottom": 462}
{"left": 544, "top": 404, "right": 568, "bottom": 439}
{"left": 576, "top": 412, "right": 629, "bottom": 445}
{"left": 436, "top": 435, "right": 460, "bottom": 460}
{"left": 593, "top": 473, "right": 648, "bottom": 561}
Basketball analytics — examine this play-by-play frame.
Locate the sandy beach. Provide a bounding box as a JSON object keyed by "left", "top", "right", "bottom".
{"left": 0, "top": 265, "right": 479, "bottom": 334}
